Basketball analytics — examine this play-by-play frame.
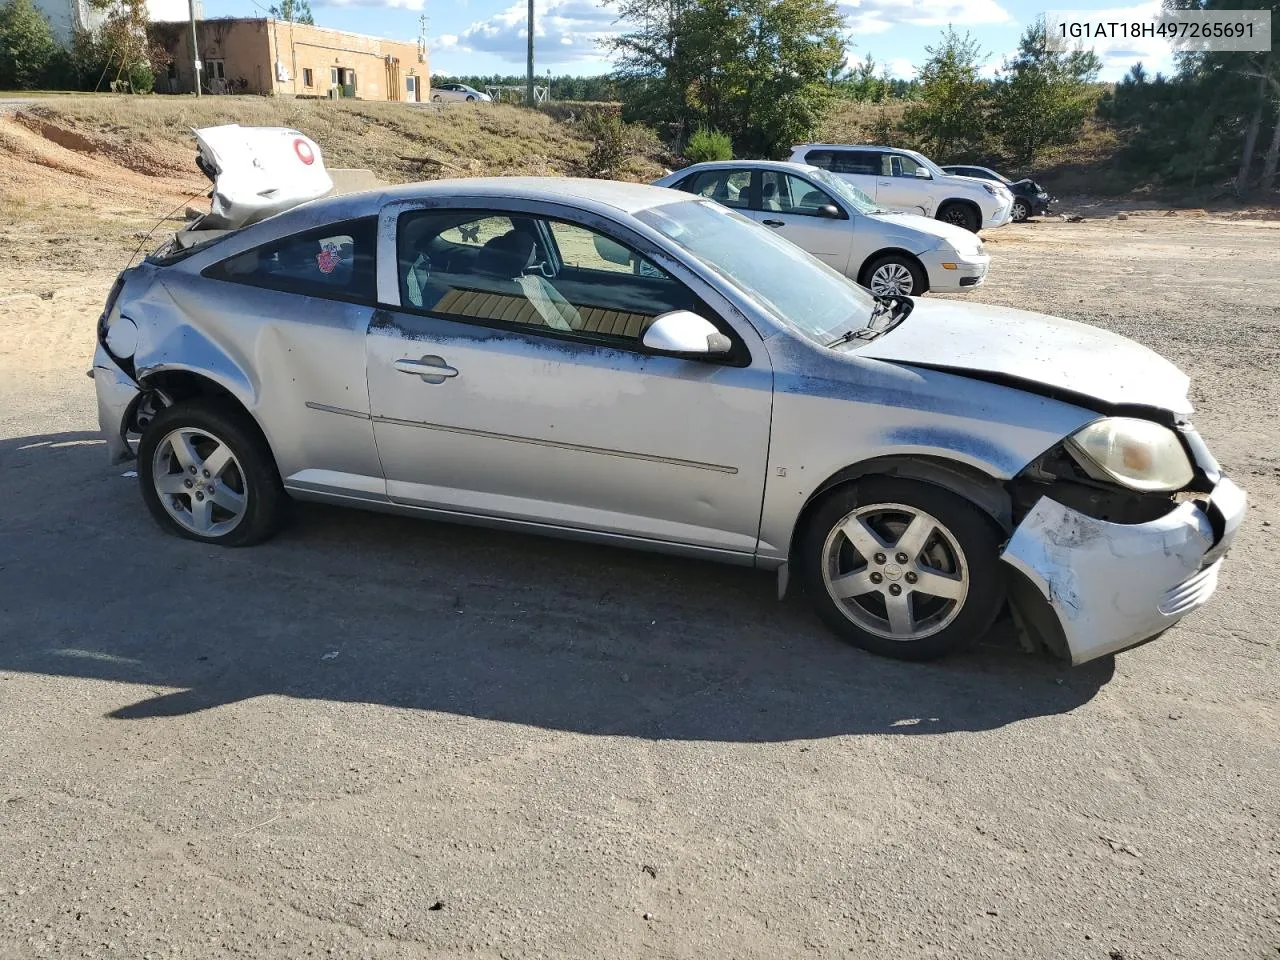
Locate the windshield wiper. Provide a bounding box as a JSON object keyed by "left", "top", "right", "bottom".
{"left": 825, "top": 297, "right": 899, "bottom": 347}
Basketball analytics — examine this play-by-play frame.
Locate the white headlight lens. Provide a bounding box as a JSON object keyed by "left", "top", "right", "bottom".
{"left": 1065, "top": 417, "right": 1194, "bottom": 492}
{"left": 105, "top": 314, "right": 139, "bottom": 359}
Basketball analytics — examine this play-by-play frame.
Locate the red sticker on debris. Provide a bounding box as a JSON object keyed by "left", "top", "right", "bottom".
{"left": 316, "top": 243, "right": 341, "bottom": 274}
{"left": 294, "top": 138, "right": 315, "bottom": 165}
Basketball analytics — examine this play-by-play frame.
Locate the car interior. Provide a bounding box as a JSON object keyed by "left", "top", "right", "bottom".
{"left": 397, "top": 213, "right": 698, "bottom": 342}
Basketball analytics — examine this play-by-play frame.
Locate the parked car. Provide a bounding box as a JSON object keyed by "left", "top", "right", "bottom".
{"left": 430, "top": 83, "right": 491, "bottom": 103}
{"left": 789, "top": 144, "right": 1014, "bottom": 233}
{"left": 93, "top": 137, "right": 1245, "bottom": 666}
{"left": 942, "top": 165, "right": 1055, "bottom": 222}
{"left": 653, "top": 160, "right": 989, "bottom": 297}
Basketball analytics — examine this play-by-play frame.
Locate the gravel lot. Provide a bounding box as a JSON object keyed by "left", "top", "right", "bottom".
{"left": 1, "top": 211, "right": 1278, "bottom": 960}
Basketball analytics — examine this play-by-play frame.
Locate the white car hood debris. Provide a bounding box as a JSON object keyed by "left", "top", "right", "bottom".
{"left": 194, "top": 124, "right": 333, "bottom": 228}
{"left": 859, "top": 297, "right": 1193, "bottom": 415}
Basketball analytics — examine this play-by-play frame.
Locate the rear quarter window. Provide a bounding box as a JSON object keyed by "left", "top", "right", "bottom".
{"left": 204, "top": 217, "right": 378, "bottom": 304}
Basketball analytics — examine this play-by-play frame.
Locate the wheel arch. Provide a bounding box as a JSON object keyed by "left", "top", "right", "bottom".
{"left": 136, "top": 367, "right": 275, "bottom": 460}
{"left": 784, "top": 454, "right": 1013, "bottom": 571}
{"left": 936, "top": 197, "right": 982, "bottom": 227}
{"left": 856, "top": 248, "right": 931, "bottom": 293}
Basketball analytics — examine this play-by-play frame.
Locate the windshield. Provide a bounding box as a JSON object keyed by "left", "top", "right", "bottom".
{"left": 809, "top": 169, "right": 886, "bottom": 215}
{"left": 637, "top": 200, "right": 877, "bottom": 344}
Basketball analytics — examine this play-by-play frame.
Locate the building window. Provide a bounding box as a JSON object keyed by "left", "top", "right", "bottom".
{"left": 303, "top": 67, "right": 313, "bottom": 87}
{"left": 206, "top": 58, "right": 225, "bottom": 80}
{"left": 330, "top": 66, "right": 339, "bottom": 86}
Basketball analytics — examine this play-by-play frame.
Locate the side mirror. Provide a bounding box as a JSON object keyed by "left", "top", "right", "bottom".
{"left": 592, "top": 234, "right": 634, "bottom": 266}
{"left": 818, "top": 203, "right": 842, "bottom": 219}
{"left": 914, "top": 168, "right": 931, "bottom": 178}
{"left": 642, "top": 310, "right": 732, "bottom": 356}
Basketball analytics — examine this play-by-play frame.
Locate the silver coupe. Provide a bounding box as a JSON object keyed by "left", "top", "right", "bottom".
{"left": 92, "top": 177, "right": 1245, "bottom": 665}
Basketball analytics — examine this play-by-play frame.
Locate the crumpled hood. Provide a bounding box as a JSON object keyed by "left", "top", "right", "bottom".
{"left": 872, "top": 213, "right": 983, "bottom": 253}
{"left": 857, "top": 297, "right": 1192, "bottom": 415}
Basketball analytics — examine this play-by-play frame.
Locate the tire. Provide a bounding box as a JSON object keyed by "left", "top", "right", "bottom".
{"left": 796, "top": 477, "right": 1006, "bottom": 661}
{"left": 432, "top": 94, "right": 442, "bottom": 102}
{"left": 863, "top": 253, "right": 926, "bottom": 297}
{"left": 466, "top": 95, "right": 476, "bottom": 102}
{"left": 937, "top": 202, "right": 981, "bottom": 233}
{"left": 138, "top": 399, "right": 285, "bottom": 547}
{"left": 1012, "top": 199, "right": 1031, "bottom": 222}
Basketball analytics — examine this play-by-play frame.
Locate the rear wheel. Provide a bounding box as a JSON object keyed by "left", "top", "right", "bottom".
{"left": 797, "top": 478, "right": 1006, "bottom": 661}
{"left": 138, "top": 400, "right": 285, "bottom": 547}
{"left": 864, "top": 253, "right": 925, "bottom": 297}
{"left": 937, "top": 202, "right": 980, "bottom": 233}
{"left": 1012, "top": 199, "right": 1031, "bottom": 222}
{"left": 432, "top": 94, "right": 442, "bottom": 102}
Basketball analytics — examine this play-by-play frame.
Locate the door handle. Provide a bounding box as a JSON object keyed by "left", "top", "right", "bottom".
{"left": 878, "top": 180, "right": 892, "bottom": 186}
{"left": 762, "top": 219, "right": 785, "bottom": 227}
{"left": 394, "top": 355, "right": 458, "bottom": 382}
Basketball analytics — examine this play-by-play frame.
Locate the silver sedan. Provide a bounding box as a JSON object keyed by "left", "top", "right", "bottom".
{"left": 92, "top": 178, "right": 1245, "bottom": 665}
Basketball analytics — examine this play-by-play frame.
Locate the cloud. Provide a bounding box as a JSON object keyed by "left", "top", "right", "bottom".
{"left": 885, "top": 57, "right": 917, "bottom": 78}
{"left": 438, "top": 0, "right": 623, "bottom": 64}
{"left": 1045, "top": 1, "right": 1176, "bottom": 76}
{"left": 839, "top": 0, "right": 1013, "bottom": 36}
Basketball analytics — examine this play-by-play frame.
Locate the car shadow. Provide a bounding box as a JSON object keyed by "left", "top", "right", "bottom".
{"left": 0, "top": 431, "right": 1115, "bottom": 741}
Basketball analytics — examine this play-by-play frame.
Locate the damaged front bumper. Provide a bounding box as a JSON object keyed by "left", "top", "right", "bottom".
{"left": 92, "top": 343, "right": 141, "bottom": 464}
{"left": 1001, "top": 478, "right": 1246, "bottom": 664}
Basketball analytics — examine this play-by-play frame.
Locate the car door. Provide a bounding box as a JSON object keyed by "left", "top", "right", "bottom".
{"left": 365, "top": 201, "right": 774, "bottom": 557}
{"left": 872, "top": 152, "right": 932, "bottom": 216}
{"left": 742, "top": 170, "right": 855, "bottom": 275}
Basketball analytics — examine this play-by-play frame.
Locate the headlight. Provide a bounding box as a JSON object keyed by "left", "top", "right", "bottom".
{"left": 981, "top": 183, "right": 997, "bottom": 196}
{"left": 1037, "top": 191, "right": 1049, "bottom": 199}
{"left": 1065, "top": 418, "right": 1194, "bottom": 492}
{"left": 104, "top": 311, "right": 139, "bottom": 359}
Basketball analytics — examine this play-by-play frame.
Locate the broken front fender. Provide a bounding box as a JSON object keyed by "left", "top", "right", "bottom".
{"left": 1000, "top": 478, "right": 1246, "bottom": 665}
{"left": 93, "top": 343, "right": 141, "bottom": 465}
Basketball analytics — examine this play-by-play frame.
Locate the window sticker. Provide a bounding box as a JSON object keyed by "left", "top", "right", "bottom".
{"left": 316, "top": 241, "right": 342, "bottom": 275}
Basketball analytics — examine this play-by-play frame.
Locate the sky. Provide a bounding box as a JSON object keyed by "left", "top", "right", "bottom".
{"left": 197, "top": 0, "right": 1180, "bottom": 82}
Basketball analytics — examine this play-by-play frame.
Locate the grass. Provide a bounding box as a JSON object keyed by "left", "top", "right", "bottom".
{"left": 17, "top": 95, "right": 673, "bottom": 185}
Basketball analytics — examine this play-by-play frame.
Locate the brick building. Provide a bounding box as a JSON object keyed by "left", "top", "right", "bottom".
{"left": 153, "top": 18, "right": 427, "bottom": 102}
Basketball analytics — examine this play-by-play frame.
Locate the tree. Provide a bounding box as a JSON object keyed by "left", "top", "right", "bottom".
{"left": 0, "top": 0, "right": 58, "bottom": 90}
{"left": 269, "top": 0, "right": 314, "bottom": 26}
{"left": 991, "top": 18, "right": 1102, "bottom": 164}
{"left": 87, "top": 0, "right": 170, "bottom": 91}
{"left": 901, "top": 27, "right": 989, "bottom": 160}
{"left": 610, "top": 0, "right": 845, "bottom": 156}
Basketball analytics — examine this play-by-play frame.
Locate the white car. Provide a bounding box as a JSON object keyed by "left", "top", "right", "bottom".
{"left": 430, "top": 83, "right": 492, "bottom": 103}
{"left": 654, "top": 161, "right": 989, "bottom": 296}
{"left": 789, "top": 144, "right": 1014, "bottom": 233}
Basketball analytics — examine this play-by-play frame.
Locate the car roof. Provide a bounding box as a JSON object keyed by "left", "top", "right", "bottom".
{"left": 261, "top": 177, "right": 693, "bottom": 234}
{"left": 791, "top": 144, "right": 904, "bottom": 153}
{"left": 671, "top": 160, "right": 823, "bottom": 175}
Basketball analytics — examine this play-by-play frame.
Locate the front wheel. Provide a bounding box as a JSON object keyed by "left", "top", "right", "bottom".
{"left": 864, "top": 253, "right": 925, "bottom": 297}
{"left": 937, "top": 202, "right": 981, "bottom": 233}
{"left": 138, "top": 400, "right": 285, "bottom": 547}
{"left": 797, "top": 478, "right": 1006, "bottom": 661}
{"left": 1012, "top": 199, "right": 1031, "bottom": 222}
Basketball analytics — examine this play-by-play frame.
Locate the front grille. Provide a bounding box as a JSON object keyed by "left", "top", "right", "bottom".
{"left": 1158, "top": 560, "right": 1221, "bottom": 616}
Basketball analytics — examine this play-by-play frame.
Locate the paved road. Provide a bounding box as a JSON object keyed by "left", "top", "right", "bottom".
{"left": 1, "top": 215, "right": 1277, "bottom": 959}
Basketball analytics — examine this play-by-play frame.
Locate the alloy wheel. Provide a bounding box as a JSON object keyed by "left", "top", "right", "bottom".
{"left": 151, "top": 427, "right": 248, "bottom": 537}
{"left": 821, "top": 502, "right": 969, "bottom": 641}
{"left": 1013, "top": 200, "right": 1030, "bottom": 222}
{"left": 869, "top": 262, "right": 915, "bottom": 296}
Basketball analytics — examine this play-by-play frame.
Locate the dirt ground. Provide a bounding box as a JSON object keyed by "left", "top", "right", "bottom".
{"left": 1, "top": 114, "right": 1279, "bottom": 959}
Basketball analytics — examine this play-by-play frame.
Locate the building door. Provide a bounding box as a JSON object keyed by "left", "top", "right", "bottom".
{"left": 341, "top": 69, "right": 356, "bottom": 98}
{"left": 406, "top": 75, "right": 419, "bottom": 102}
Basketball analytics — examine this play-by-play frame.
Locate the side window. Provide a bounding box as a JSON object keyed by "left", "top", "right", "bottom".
{"left": 830, "top": 150, "right": 879, "bottom": 175}
{"left": 886, "top": 153, "right": 927, "bottom": 178}
{"left": 684, "top": 170, "right": 751, "bottom": 209}
{"left": 804, "top": 149, "right": 833, "bottom": 169}
{"left": 439, "top": 215, "right": 514, "bottom": 248}
{"left": 207, "top": 217, "right": 377, "bottom": 303}
{"left": 396, "top": 210, "right": 703, "bottom": 346}
{"left": 783, "top": 175, "right": 836, "bottom": 215}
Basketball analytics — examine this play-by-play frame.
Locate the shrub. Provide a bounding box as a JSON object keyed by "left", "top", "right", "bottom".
{"left": 580, "top": 109, "right": 631, "bottom": 178}
{"left": 685, "top": 127, "right": 732, "bottom": 163}
{"left": 0, "top": 0, "right": 59, "bottom": 89}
